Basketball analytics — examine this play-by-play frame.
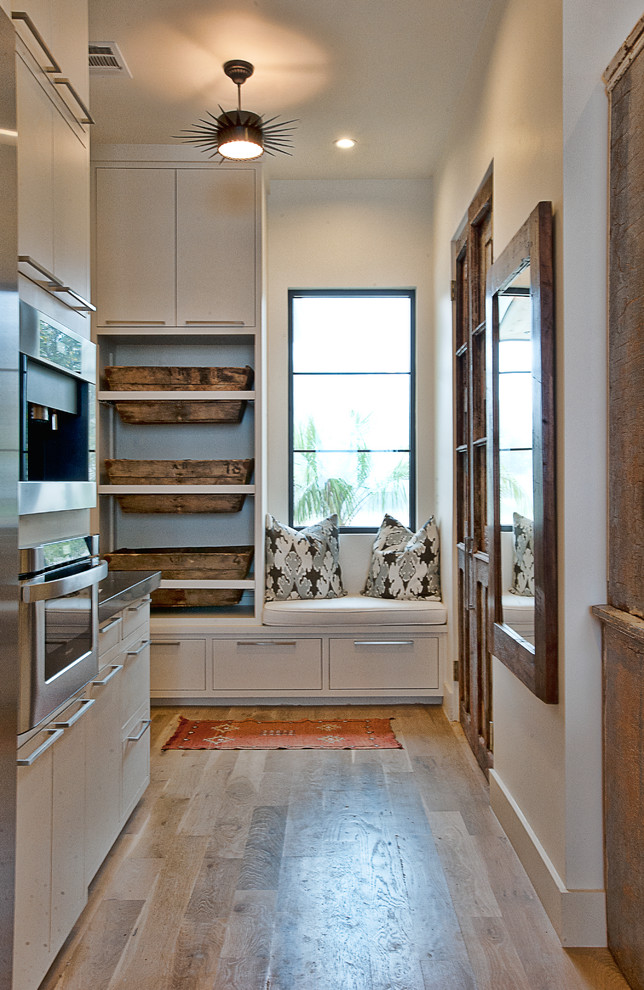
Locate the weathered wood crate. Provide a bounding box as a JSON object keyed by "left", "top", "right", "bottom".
{"left": 104, "top": 458, "right": 254, "bottom": 513}
{"left": 104, "top": 366, "right": 254, "bottom": 424}
{"left": 103, "top": 545, "right": 254, "bottom": 608}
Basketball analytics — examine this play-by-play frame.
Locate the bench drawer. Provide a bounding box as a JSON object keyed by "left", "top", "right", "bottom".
{"left": 151, "top": 639, "right": 207, "bottom": 692}
{"left": 214, "top": 639, "right": 323, "bottom": 691}
{"left": 329, "top": 637, "right": 439, "bottom": 690}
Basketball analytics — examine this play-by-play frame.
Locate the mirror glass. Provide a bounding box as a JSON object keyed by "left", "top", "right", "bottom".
{"left": 486, "top": 202, "right": 557, "bottom": 703}
{"left": 497, "top": 265, "right": 534, "bottom": 644}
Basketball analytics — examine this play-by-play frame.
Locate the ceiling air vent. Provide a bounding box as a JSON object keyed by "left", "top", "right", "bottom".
{"left": 89, "top": 42, "right": 132, "bottom": 77}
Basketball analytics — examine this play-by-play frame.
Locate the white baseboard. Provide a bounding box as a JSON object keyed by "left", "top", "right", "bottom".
{"left": 489, "top": 770, "right": 607, "bottom": 947}
{"left": 442, "top": 677, "right": 459, "bottom": 720}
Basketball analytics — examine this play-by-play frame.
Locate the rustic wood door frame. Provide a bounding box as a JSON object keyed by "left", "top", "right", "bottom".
{"left": 453, "top": 167, "right": 494, "bottom": 775}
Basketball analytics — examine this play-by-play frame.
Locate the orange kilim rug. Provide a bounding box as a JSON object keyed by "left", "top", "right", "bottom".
{"left": 162, "top": 716, "right": 402, "bottom": 751}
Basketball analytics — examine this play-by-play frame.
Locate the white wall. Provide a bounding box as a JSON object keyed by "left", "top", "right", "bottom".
{"left": 432, "top": 0, "right": 643, "bottom": 946}
{"left": 266, "top": 178, "right": 434, "bottom": 573}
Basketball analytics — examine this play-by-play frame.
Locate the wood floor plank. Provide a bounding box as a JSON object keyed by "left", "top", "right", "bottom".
{"left": 215, "top": 889, "right": 277, "bottom": 989}
{"left": 426, "top": 810, "right": 503, "bottom": 919}
{"left": 237, "top": 805, "right": 287, "bottom": 890}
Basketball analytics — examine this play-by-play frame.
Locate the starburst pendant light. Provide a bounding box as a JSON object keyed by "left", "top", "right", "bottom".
{"left": 177, "top": 59, "right": 297, "bottom": 161}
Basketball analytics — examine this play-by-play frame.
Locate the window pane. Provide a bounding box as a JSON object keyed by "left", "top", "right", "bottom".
{"left": 293, "top": 451, "right": 410, "bottom": 528}
{"left": 292, "top": 296, "right": 411, "bottom": 373}
{"left": 498, "top": 371, "right": 532, "bottom": 450}
{"left": 499, "top": 448, "right": 533, "bottom": 528}
{"left": 293, "top": 373, "right": 410, "bottom": 451}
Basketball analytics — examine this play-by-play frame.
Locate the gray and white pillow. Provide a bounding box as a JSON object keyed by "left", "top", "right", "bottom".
{"left": 264, "top": 513, "right": 345, "bottom": 601}
{"left": 511, "top": 511, "right": 534, "bottom": 596}
{"left": 363, "top": 514, "right": 441, "bottom": 600}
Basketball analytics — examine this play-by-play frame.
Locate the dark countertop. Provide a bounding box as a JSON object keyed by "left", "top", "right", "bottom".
{"left": 98, "top": 569, "right": 161, "bottom": 623}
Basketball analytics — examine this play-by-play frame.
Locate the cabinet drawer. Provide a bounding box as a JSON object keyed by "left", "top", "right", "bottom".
{"left": 121, "top": 703, "right": 150, "bottom": 821}
{"left": 151, "top": 639, "right": 207, "bottom": 692}
{"left": 329, "top": 637, "right": 439, "bottom": 690}
{"left": 122, "top": 597, "right": 150, "bottom": 639}
{"left": 121, "top": 637, "right": 150, "bottom": 728}
{"left": 214, "top": 639, "right": 322, "bottom": 691}
{"left": 98, "top": 612, "right": 123, "bottom": 657}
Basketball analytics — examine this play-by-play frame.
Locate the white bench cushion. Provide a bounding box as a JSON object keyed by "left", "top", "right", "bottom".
{"left": 263, "top": 594, "right": 447, "bottom": 627}
{"left": 501, "top": 593, "right": 534, "bottom": 627}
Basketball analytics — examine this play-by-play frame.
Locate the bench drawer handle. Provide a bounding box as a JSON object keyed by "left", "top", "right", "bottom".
{"left": 353, "top": 640, "right": 414, "bottom": 647}
{"left": 241, "top": 640, "right": 297, "bottom": 647}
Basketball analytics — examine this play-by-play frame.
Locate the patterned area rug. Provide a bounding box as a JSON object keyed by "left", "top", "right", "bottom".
{"left": 162, "top": 716, "right": 402, "bottom": 751}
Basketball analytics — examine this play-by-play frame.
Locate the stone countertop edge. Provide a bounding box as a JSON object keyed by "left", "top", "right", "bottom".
{"left": 98, "top": 569, "right": 161, "bottom": 623}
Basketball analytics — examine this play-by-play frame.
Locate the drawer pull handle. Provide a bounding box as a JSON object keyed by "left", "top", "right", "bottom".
{"left": 100, "top": 615, "right": 123, "bottom": 633}
{"left": 52, "top": 697, "right": 95, "bottom": 728}
{"left": 128, "top": 599, "right": 150, "bottom": 612}
{"left": 154, "top": 640, "right": 181, "bottom": 646}
{"left": 92, "top": 663, "right": 123, "bottom": 686}
{"left": 53, "top": 77, "right": 95, "bottom": 124}
{"left": 12, "top": 11, "right": 61, "bottom": 72}
{"left": 241, "top": 640, "right": 297, "bottom": 647}
{"left": 353, "top": 640, "right": 415, "bottom": 647}
{"left": 126, "top": 639, "right": 150, "bottom": 656}
{"left": 184, "top": 320, "right": 245, "bottom": 326}
{"left": 127, "top": 718, "right": 151, "bottom": 742}
{"left": 104, "top": 320, "right": 167, "bottom": 325}
{"left": 17, "top": 727, "right": 64, "bottom": 766}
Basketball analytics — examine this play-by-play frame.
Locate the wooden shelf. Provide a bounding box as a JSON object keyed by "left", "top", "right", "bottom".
{"left": 160, "top": 579, "right": 254, "bottom": 590}
{"left": 99, "top": 485, "right": 255, "bottom": 495}
{"left": 98, "top": 390, "right": 255, "bottom": 402}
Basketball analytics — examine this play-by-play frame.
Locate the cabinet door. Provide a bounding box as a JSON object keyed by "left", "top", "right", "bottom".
{"left": 16, "top": 55, "right": 54, "bottom": 273}
{"left": 95, "top": 167, "right": 175, "bottom": 326}
{"left": 52, "top": 106, "right": 89, "bottom": 298}
{"left": 50, "top": 0, "right": 89, "bottom": 105}
{"left": 121, "top": 636, "right": 150, "bottom": 729}
{"left": 84, "top": 663, "right": 123, "bottom": 885}
{"left": 14, "top": 732, "right": 54, "bottom": 990}
{"left": 50, "top": 707, "right": 88, "bottom": 955}
{"left": 176, "top": 169, "right": 257, "bottom": 327}
{"left": 122, "top": 702, "right": 150, "bottom": 821}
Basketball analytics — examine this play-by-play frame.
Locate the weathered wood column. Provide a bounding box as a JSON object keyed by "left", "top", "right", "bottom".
{"left": 594, "top": 15, "right": 644, "bottom": 990}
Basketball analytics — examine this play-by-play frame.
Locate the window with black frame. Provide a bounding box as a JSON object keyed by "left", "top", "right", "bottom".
{"left": 289, "top": 289, "right": 415, "bottom": 532}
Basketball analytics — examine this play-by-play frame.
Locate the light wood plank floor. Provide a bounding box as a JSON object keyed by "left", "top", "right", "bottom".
{"left": 40, "top": 704, "right": 629, "bottom": 990}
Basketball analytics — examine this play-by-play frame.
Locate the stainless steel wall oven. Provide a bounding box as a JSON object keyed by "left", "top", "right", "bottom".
{"left": 18, "top": 536, "right": 107, "bottom": 735}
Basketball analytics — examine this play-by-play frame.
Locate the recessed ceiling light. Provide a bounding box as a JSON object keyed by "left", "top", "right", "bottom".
{"left": 335, "top": 137, "right": 356, "bottom": 149}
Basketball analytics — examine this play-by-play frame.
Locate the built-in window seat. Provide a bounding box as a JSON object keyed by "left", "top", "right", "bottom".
{"left": 258, "top": 533, "right": 448, "bottom": 699}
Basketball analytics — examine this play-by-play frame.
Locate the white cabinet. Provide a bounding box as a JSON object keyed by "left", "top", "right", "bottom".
{"left": 150, "top": 638, "right": 208, "bottom": 695}
{"left": 12, "top": 0, "right": 89, "bottom": 106}
{"left": 13, "top": 697, "right": 93, "bottom": 990}
{"left": 94, "top": 167, "right": 175, "bottom": 326}
{"left": 15, "top": 6, "right": 91, "bottom": 329}
{"left": 84, "top": 661, "right": 122, "bottom": 885}
{"left": 214, "top": 638, "right": 323, "bottom": 692}
{"left": 329, "top": 636, "right": 440, "bottom": 691}
{"left": 176, "top": 169, "right": 257, "bottom": 327}
{"left": 94, "top": 163, "right": 259, "bottom": 328}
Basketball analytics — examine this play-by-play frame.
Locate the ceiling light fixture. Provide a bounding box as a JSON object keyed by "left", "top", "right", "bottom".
{"left": 177, "top": 59, "right": 297, "bottom": 162}
{"left": 335, "top": 137, "right": 356, "bottom": 149}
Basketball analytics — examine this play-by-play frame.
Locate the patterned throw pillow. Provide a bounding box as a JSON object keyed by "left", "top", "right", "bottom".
{"left": 264, "top": 514, "right": 345, "bottom": 601}
{"left": 363, "top": 514, "right": 441, "bottom": 600}
{"left": 511, "top": 511, "right": 535, "bottom": 596}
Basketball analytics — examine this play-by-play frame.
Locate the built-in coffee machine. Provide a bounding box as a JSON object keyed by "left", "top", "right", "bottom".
{"left": 19, "top": 302, "right": 96, "bottom": 515}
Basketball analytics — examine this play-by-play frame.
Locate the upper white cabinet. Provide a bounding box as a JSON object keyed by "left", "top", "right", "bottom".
{"left": 94, "top": 167, "right": 176, "bottom": 326}
{"left": 176, "top": 169, "right": 257, "bottom": 328}
{"left": 12, "top": 0, "right": 89, "bottom": 105}
{"left": 14, "top": 0, "right": 92, "bottom": 330}
{"left": 94, "top": 164, "right": 260, "bottom": 328}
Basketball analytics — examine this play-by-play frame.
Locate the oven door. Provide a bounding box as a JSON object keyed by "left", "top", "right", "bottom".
{"left": 19, "top": 559, "right": 108, "bottom": 734}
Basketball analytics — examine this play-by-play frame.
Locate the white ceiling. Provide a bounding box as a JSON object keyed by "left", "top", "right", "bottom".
{"left": 88, "top": 0, "right": 493, "bottom": 180}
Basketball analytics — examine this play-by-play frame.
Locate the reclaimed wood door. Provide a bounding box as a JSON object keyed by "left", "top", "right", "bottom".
{"left": 453, "top": 169, "right": 494, "bottom": 775}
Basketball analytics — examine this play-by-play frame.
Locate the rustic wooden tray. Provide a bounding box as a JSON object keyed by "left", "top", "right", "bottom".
{"left": 104, "top": 365, "right": 254, "bottom": 424}
{"left": 103, "top": 545, "right": 254, "bottom": 608}
{"left": 104, "top": 458, "right": 254, "bottom": 513}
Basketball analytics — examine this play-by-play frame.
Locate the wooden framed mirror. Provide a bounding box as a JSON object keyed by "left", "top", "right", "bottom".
{"left": 486, "top": 201, "right": 558, "bottom": 703}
